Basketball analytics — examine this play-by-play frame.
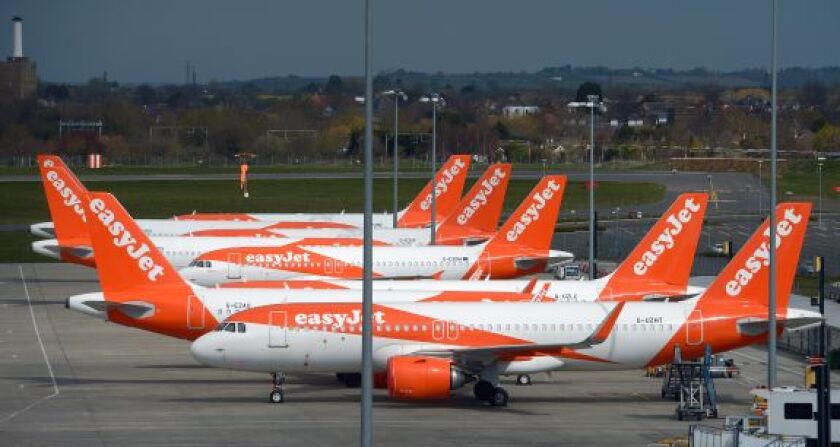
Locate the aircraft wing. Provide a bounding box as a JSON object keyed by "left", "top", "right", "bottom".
{"left": 413, "top": 302, "right": 624, "bottom": 366}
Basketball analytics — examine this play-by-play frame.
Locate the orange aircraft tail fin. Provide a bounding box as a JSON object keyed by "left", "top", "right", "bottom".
{"left": 485, "top": 175, "right": 567, "bottom": 251}
{"left": 604, "top": 193, "right": 708, "bottom": 292}
{"left": 85, "top": 192, "right": 188, "bottom": 294}
{"left": 702, "top": 202, "right": 811, "bottom": 311}
{"left": 37, "top": 155, "right": 90, "bottom": 245}
{"left": 397, "top": 154, "right": 471, "bottom": 228}
{"left": 437, "top": 163, "right": 511, "bottom": 236}
{"left": 85, "top": 191, "right": 210, "bottom": 340}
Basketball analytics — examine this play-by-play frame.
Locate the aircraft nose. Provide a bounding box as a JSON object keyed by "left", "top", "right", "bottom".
{"left": 190, "top": 333, "right": 226, "bottom": 368}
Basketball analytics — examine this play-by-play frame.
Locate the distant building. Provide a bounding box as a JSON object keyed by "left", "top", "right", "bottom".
{"left": 640, "top": 101, "right": 674, "bottom": 126}
{"left": 0, "top": 17, "right": 37, "bottom": 99}
{"left": 627, "top": 115, "right": 644, "bottom": 127}
{"left": 502, "top": 105, "right": 540, "bottom": 117}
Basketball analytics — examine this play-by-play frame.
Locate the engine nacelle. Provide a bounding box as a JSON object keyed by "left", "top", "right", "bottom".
{"left": 386, "top": 356, "right": 467, "bottom": 400}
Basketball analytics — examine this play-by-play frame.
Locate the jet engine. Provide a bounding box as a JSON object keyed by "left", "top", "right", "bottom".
{"left": 386, "top": 356, "right": 469, "bottom": 400}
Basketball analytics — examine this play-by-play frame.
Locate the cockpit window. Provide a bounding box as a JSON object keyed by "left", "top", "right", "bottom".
{"left": 214, "top": 322, "right": 245, "bottom": 333}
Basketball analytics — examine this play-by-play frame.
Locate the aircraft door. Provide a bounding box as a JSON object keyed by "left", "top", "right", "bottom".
{"left": 432, "top": 320, "right": 445, "bottom": 341}
{"left": 268, "top": 310, "right": 288, "bottom": 348}
{"left": 227, "top": 252, "right": 242, "bottom": 279}
{"left": 685, "top": 310, "right": 703, "bottom": 346}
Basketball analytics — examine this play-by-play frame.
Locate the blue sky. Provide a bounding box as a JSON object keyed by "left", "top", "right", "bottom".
{"left": 1, "top": 0, "right": 838, "bottom": 83}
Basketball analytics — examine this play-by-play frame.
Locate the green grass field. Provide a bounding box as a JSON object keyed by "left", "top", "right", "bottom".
{"left": 1, "top": 177, "right": 664, "bottom": 262}
{"left": 778, "top": 160, "right": 840, "bottom": 200}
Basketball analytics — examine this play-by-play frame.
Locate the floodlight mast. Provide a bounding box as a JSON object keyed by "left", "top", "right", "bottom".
{"left": 568, "top": 96, "right": 603, "bottom": 279}
{"left": 361, "top": 0, "right": 373, "bottom": 444}
{"left": 383, "top": 89, "right": 407, "bottom": 227}
{"left": 419, "top": 93, "right": 445, "bottom": 244}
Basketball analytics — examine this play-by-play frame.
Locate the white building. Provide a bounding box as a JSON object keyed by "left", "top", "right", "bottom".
{"left": 502, "top": 105, "right": 540, "bottom": 118}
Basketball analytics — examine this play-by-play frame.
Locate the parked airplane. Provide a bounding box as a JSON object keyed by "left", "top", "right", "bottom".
{"left": 70, "top": 193, "right": 711, "bottom": 329}
{"left": 30, "top": 154, "right": 472, "bottom": 239}
{"left": 179, "top": 175, "right": 572, "bottom": 283}
{"left": 69, "top": 191, "right": 705, "bottom": 331}
{"left": 31, "top": 156, "right": 492, "bottom": 268}
{"left": 188, "top": 162, "right": 513, "bottom": 246}
{"left": 34, "top": 164, "right": 562, "bottom": 281}
{"left": 174, "top": 154, "right": 472, "bottom": 228}
{"left": 219, "top": 192, "right": 710, "bottom": 302}
{"left": 189, "top": 202, "right": 817, "bottom": 406}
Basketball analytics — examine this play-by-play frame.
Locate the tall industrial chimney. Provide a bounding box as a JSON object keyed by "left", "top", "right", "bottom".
{"left": 12, "top": 16, "right": 23, "bottom": 58}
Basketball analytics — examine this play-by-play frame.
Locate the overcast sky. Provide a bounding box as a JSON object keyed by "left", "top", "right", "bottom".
{"left": 1, "top": 0, "right": 838, "bottom": 84}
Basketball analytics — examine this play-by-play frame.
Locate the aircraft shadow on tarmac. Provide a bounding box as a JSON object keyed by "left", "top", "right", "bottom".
{"left": 134, "top": 363, "right": 216, "bottom": 370}
{"left": 164, "top": 393, "right": 546, "bottom": 415}
{"left": 0, "top": 297, "right": 67, "bottom": 306}
{"left": 12, "top": 376, "right": 269, "bottom": 386}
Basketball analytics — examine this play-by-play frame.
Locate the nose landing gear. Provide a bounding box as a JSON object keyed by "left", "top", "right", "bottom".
{"left": 268, "top": 372, "right": 285, "bottom": 404}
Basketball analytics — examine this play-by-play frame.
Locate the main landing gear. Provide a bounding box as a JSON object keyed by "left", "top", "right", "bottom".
{"left": 336, "top": 372, "right": 362, "bottom": 388}
{"left": 516, "top": 374, "right": 532, "bottom": 386}
{"left": 473, "top": 380, "right": 509, "bottom": 407}
{"left": 269, "top": 372, "right": 285, "bottom": 404}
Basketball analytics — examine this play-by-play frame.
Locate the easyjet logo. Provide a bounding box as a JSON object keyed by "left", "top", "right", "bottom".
{"left": 633, "top": 197, "right": 702, "bottom": 276}
{"left": 419, "top": 158, "right": 467, "bottom": 211}
{"left": 245, "top": 252, "right": 311, "bottom": 265}
{"left": 294, "top": 309, "right": 385, "bottom": 327}
{"left": 88, "top": 198, "right": 165, "bottom": 281}
{"left": 724, "top": 207, "right": 803, "bottom": 297}
{"left": 42, "top": 160, "right": 86, "bottom": 223}
{"left": 505, "top": 179, "right": 562, "bottom": 242}
{"left": 456, "top": 167, "right": 507, "bottom": 225}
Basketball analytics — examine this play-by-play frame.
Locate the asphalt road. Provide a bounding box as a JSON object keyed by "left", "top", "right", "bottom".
{"left": 0, "top": 263, "right": 833, "bottom": 446}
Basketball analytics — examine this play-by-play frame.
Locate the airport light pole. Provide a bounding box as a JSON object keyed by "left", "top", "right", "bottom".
{"left": 768, "top": 0, "right": 779, "bottom": 389}
{"left": 758, "top": 159, "right": 764, "bottom": 216}
{"left": 383, "top": 89, "right": 407, "bottom": 227}
{"left": 568, "top": 95, "right": 603, "bottom": 279}
{"left": 818, "top": 157, "right": 825, "bottom": 230}
{"left": 420, "top": 93, "right": 444, "bottom": 245}
{"left": 360, "top": 0, "right": 373, "bottom": 444}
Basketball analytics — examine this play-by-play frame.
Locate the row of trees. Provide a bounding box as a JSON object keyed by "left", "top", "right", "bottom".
{"left": 1, "top": 74, "right": 839, "bottom": 166}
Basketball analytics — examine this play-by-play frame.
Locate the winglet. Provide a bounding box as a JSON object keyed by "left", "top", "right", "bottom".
{"left": 397, "top": 155, "right": 472, "bottom": 228}
{"left": 520, "top": 277, "right": 539, "bottom": 294}
{"left": 589, "top": 302, "right": 625, "bottom": 344}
